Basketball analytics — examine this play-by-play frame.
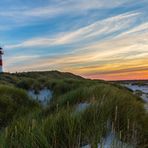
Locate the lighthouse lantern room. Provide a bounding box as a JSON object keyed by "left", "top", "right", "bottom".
{"left": 0, "top": 47, "right": 4, "bottom": 73}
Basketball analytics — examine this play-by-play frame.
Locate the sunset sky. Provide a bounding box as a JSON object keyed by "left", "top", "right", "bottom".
{"left": 0, "top": 0, "right": 148, "bottom": 80}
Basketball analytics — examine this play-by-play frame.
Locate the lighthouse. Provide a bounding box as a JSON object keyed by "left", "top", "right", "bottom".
{"left": 0, "top": 47, "right": 4, "bottom": 73}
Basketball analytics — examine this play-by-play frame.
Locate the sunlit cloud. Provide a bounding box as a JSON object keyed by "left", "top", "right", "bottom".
{"left": 5, "top": 12, "right": 140, "bottom": 49}
{"left": 1, "top": 0, "right": 148, "bottom": 80}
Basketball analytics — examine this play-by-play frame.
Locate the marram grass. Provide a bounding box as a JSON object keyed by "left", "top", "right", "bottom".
{"left": 0, "top": 71, "right": 148, "bottom": 147}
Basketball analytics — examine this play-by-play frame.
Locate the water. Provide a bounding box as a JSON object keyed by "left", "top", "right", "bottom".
{"left": 123, "top": 84, "right": 148, "bottom": 111}
{"left": 82, "top": 132, "right": 133, "bottom": 148}
{"left": 28, "top": 88, "right": 52, "bottom": 106}
{"left": 124, "top": 84, "right": 148, "bottom": 94}
{"left": 123, "top": 84, "right": 148, "bottom": 102}
{"left": 76, "top": 103, "right": 90, "bottom": 112}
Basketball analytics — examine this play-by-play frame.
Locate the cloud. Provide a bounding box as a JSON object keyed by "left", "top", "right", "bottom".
{"left": 116, "top": 22, "right": 148, "bottom": 37}
{"left": 0, "top": 0, "right": 129, "bottom": 17}
{"left": 5, "top": 11, "right": 140, "bottom": 49}
{"left": 0, "top": 0, "right": 133, "bottom": 29}
{"left": 5, "top": 18, "right": 148, "bottom": 80}
{"left": 5, "top": 29, "right": 148, "bottom": 74}
{"left": 4, "top": 55, "right": 40, "bottom": 66}
{"left": 2, "top": 1, "right": 148, "bottom": 80}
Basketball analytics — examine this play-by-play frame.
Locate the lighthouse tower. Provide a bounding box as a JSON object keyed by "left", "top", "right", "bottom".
{"left": 0, "top": 47, "right": 4, "bottom": 73}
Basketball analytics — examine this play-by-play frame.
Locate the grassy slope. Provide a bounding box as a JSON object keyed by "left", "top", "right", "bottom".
{"left": 0, "top": 71, "right": 147, "bottom": 147}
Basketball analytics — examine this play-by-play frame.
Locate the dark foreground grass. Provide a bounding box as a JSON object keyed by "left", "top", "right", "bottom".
{"left": 0, "top": 71, "right": 148, "bottom": 147}
{"left": 46, "top": 83, "right": 148, "bottom": 146}
{"left": 0, "top": 85, "right": 39, "bottom": 128}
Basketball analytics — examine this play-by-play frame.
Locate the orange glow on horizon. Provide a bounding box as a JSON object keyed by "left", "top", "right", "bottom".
{"left": 82, "top": 70, "right": 148, "bottom": 80}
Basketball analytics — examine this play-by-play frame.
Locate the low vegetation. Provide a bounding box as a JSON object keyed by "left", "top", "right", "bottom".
{"left": 0, "top": 71, "right": 147, "bottom": 147}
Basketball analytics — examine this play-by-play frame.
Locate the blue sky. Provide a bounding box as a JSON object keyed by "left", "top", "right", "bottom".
{"left": 0, "top": 0, "right": 148, "bottom": 80}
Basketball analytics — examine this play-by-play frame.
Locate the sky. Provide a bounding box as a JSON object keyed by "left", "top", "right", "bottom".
{"left": 0, "top": 0, "right": 148, "bottom": 80}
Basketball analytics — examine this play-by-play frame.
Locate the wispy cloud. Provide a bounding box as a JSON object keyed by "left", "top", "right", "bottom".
{"left": 0, "top": 0, "right": 129, "bottom": 18}
{"left": 0, "top": 0, "right": 133, "bottom": 29}
{"left": 5, "top": 12, "right": 140, "bottom": 49}
{"left": 5, "top": 27, "right": 148, "bottom": 77}
{"left": 116, "top": 22, "right": 148, "bottom": 37}
{"left": 1, "top": 0, "right": 148, "bottom": 80}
